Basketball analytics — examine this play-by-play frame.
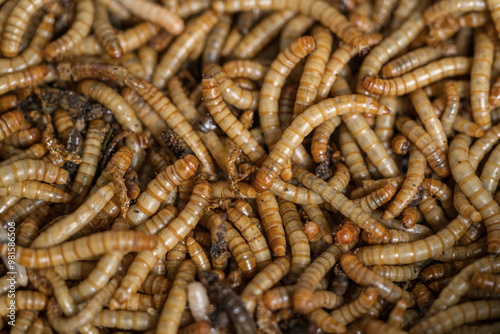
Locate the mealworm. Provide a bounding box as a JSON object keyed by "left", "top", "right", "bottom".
{"left": 187, "top": 281, "right": 210, "bottom": 322}
{"left": 302, "top": 204, "right": 333, "bottom": 244}
{"left": 126, "top": 154, "right": 198, "bottom": 228}
{"left": 339, "top": 124, "right": 371, "bottom": 186}
{"left": 254, "top": 95, "right": 389, "bottom": 193}
{"left": 356, "top": 12, "right": 424, "bottom": 97}
{"left": 187, "top": 236, "right": 211, "bottom": 273}
{"left": 233, "top": 10, "right": 296, "bottom": 59}
{"left": 53, "top": 261, "right": 97, "bottom": 280}
{"left": 225, "top": 221, "right": 257, "bottom": 278}
{"left": 411, "top": 300, "right": 500, "bottom": 334}
{"left": 135, "top": 204, "right": 178, "bottom": 237}
{"left": 122, "top": 52, "right": 146, "bottom": 79}
{"left": 295, "top": 167, "right": 389, "bottom": 240}
{"left": 471, "top": 272, "right": 500, "bottom": 293}
{"left": 11, "top": 310, "right": 38, "bottom": 334}
{"left": 441, "top": 81, "right": 461, "bottom": 137}
{"left": 1, "top": 230, "right": 155, "bottom": 268}
{"left": 363, "top": 57, "right": 473, "bottom": 96}
{"left": 3, "top": 128, "right": 41, "bottom": 149}
{"left": 259, "top": 36, "right": 315, "bottom": 150}
{"left": 255, "top": 191, "right": 287, "bottom": 257}
{"left": 278, "top": 199, "right": 310, "bottom": 278}
{"left": 423, "top": 0, "right": 487, "bottom": 24}
{"left": 91, "top": 146, "right": 133, "bottom": 194}
{"left": 31, "top": 183, "right": 116, "bottom": 248}
{"left": 137, "top": 46, "right": 157, "bottom": 82}
{"left": 211, "top": 180, "right": 257, "bottom": 199}
{"left": 77, "top": 80, "right": 142, "bottom": 133}
{"left": 0, "top": 0, "right": 53, "bottom": 57}
{"left": 432, "top": 236, "right": 488, "bottom": 261}
{"left": 280, "top": 15, "right": 315, "bottom": 51}
{"left": 262, "top": 285, "right": 295, "bottom": 310}
{"left": 216, "top": 0, "right": 370, "bottom": 53}
{"left": 396, "top": 116, "right": 450, "bottom": 177}
{"left": 17, "top": 205, "right": 49, "bottom": 248}
{"left": 92, "top": 310, "right": 158, "bottom": 330}
{"left": 0, "top": 110, "right": 25, "bottom": 142}
{"left": 202, "top": 75, "right": 266, "bottom": 164}
{"left": 0, "top": 159, "right": 69, "bottom": 188}
{"left": 293, "top": 25, "right": 333, "bottom": 118}
{"left": 381, "top": 44, "right": 451, "bottom": 78}
{"left": 53, "top": 108, "right": 74, "bottom": 143}
{"left": 330, "top": 287, "right": 380, "bottom": 326}
{"left": 153, "top": 9, "right": 219, "bottom": 89}
{"left": 68, "top": 219, "right": 128, "bottom": 304}
{"left": 421, "top": 178, "right": 455, "bottom": 218}
{"left": 222, "top": 60, "right": 267, "bottom": 81}
{"left": 240, "top": 257, "right": 290, "bottom": 314}
{"left": 118, "top": 0, "right": 183, "bottom": 36}
{"left": 350, "top": 2, "right": 378, "bottom": 33}
{"left": 113, "top": 293, "right": 154, "bottom": 312}
{"left": 336, "top": 221, "right": 360, "bottom": 244}
{"left": 202, "top": 16, "right": 231, "bottom": 68}
{"left": 479, "top": 142, "right": 500, "bottom": 194}
{"left": 449, "top": 134, "right": 500, "bottom": 254}
{"left": 110, "top": 180, "right": 210, "bottom": 307}
{"left": 356, "top": 212, "right": 474, "bottom": 265}
{"left": 0, "top": 291, "right": 46, "bottom": 317}
{"left": 392, "top": 134, "right": 410, "bottom": 155}
{"left": 44, "top": 0, "right": 95, "bottom": 61}
{"left": 157, "top": 260, "right": 196, "bottom": 334}
{"left": 227, "top": 207, "right": 272, "bottom": 271}
{"left": 341, "top": 253, "right": 415, "bottom": 306}
{"left": 387, "top": 298, "right": 409, "bottom": 329}
{"left": 370, "top": 263, "right": 422, "bottom": 282}
{"left": 47, "top": 278, "right": 118, "bottom": 333}
{"left": 470, "top": 29, "right": 494, "bottom": 130}
{"left": 0, "top": 181, "right": 70, "bottom": 203}
{"left": 311, "top": 116, "right": 342, "bottom": 163}
{"left": 454, "top": 185, "right": 482, "bottom": 223}
{"left": 93, "top": 2, "right": 122, "bottom": 59}
{"left": 294, "top": 242, "right": 355, "bottom": 314}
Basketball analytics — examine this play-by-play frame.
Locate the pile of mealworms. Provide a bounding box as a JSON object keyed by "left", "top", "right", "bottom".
{"left": 1, "top": 0, "right": 500, "bottom": 333}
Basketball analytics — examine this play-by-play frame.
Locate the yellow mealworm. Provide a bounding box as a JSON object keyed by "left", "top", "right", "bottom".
{"left": 12, "top": 310, "right": 38, "bottom": 334}
{"left": 0, "top": 110, "right": 24, "bottom": 141}
{"left": 412, "top": 89, "right": 448, "bottom": 153}
{"left": 153, "top": 9, "right": 219, "bottom": 89}
{"left": 302, "top": 204, "right": 333, "bottom": 244}
{"left": 375, "top": 96, "right": 398, "bottom": 150}
{"left": 39, "top": 268, "right": 77, "bottom": 317}
{"left": 392, "top": 134, "right": 410, "bottom": 155}
{"left": 90, "top": 147, "right": 133, "bottom": 194}
{"left": 216, "top": 0, "right": 369, "bottom": 53}
{"left": 362, "top": 57, "right": 473, "bottom": 96}
{"left": 311, "top": 116, "right": 342, "bottom": 163}
{"left": 396, "top": 116, "right": 450, "bottom": 177}
{"left": 441, "top": 81, "right": 461, "bottom": 137}
{"left": 1, "top": 230, "right": 155, "bottom": 268}
{"left": 0, "top": 159, "right": 69, "bottom": 187}
{"left": 69, "top": 119, "right": 108, "bottom": 207}
{"left": 0, "top": 181, "right": 70, "bottom": 203}
{"left": 255, "top": 95, "right": 389, "bottom": 193}
{"left": 202, "top": 75, "right": 266, "bottom": 164}
{"left": 259, "top": 36, "right": 315, "bottom": 150}
{"left": 186, "top": 236, "right": 211, "bottom": 273}
{"left": 77, "top": 80, "right": 142, "bottom": 133}
{"left": 421, "top": 178, "right": 455, "bottom": 218}
{"left": 135, "top": 204, "right": 178, "bottom": 237}
{"left": 211, "top": 180, "right": 257, "bottom": 199}
{"left": 356, "top": 12, "right": 424, "bottom": 96}
{"left": 295, "top": 167, "right": 389, "bottom": 240}
{"left": 336, "top": 221, "right": 361, "bottom": 244}
{"left": 294, "top": 242, "right": 355, "bottom": 314}
{"left": 293, "top": 25, "right": 333, "bottom": 118}
{"left": 360, "top": 316, "right": 408, "bottom": 334}
{"left": 381, "top": 44, "right": 450, "bottom": 78}
{"left": 479, "top": 142, "right": 500, "bottom": 194}
{"left": 31, "top": 183, "right": 116, "bottom": 247}
{"left": 370, "top": 263, "right": 422, "bottom": 282}
{"left": 222, "top": 60, "right": 267, "bottom": 81}
{"left": 156, "top": 260, "right": 196, "bottom": 334}
{"left": 449, "top": 134, "right": 500, "bottom": 254}
{"left": 44, "top": 0, "right": 95, "bottom": 61}
{"left": 113, "top": 293, "right": 154, "bottom": 311}
{"left": 224, "top": 221, "right": 257, "bottom": 279}
{"left": 279, "top": 14, "right": 315, "bottom": 51}
{"left": 227, "top": 207, "right": 272, "bottom": 271}
{"left": 0, "top": 0, "right": 53, "bottom": 57}
{"left": 118, "top": 0, "right": 183, "bottom": 36}
{"left": 471, "top": 272, "right": 500, "bottom": 293}
{"left": 432, "top": 236, "right": 488, "bottom": 261}
{"left": 341, "top": 253, "right": 415, "bottom": 306}
{"left": 204, "top": 63, "right": 259, "bottom": 111}
{"left": 0, "top": 13, "right": 53, "bottom": 76}
{"left": 353, "top": 184, "right": 397, "bottom": 213}
{"left": 0, "top": 198, "right": 46, "bottom": 231}
{"left": 350, "top": 5, "right": 378, "bottom": 33}
{"left": 382, "top": 145, "right": 425, "bottom": 219}
{"left": 256, "top": 191, "right": 287, "bottom": 257}
{"left": 362, "top": 225, "right": 431, "bottom": 244}
{"left": 137, "top": 46, "right": 157, "bottom": 82}
{"left": 262, "top": 285, "right": 295, "bottom": 310}
{"left": 339, "top": 124, "right": 371, "bottom": 186}
{"left": 127, "top": 155, "right": 197, "bottom": 228}
{"left": 93, "top": 2, "right": 122, "bottom": 59}
{"left": 53, "top": 108, "right": 74, "bottom": 142}
{"left": 53, "top": 261, "right": 97, "bottom": 280}
{"left": 47, "top": 278, "right": 118, "bottom": 333}
{"left": 233, "top": 10, "right": 296, "bottom": 59}
{"left": 122, "top": 52, "right": 146, "bottom": 79}
{"left": 470, "top": 29, "right": 494, "bottom": 130}
{"left": 420, "top": 262, "right": 466, "bottom": 281}
{"left": 240, "top": 257, "right": 290, "bottom": 314}
{"left": 110, "top": 180, "right": 211, "bottom": 307}
{"left": 278, "top": 199, "right": 310, "bottom": 278}
{"left": 17, "top": 205, "right": 49, "bottom": 247}
{"left": 423, "top": 0, "right": 487, "bottom": 24}
{"left": 411, "top": 300, "right": 500, "bottom": 334}
{"left": 68, "top": 219, "right": 128, "bottom": 304}
{"left": 0, "top": 291, "right": 46, "bottom": 316}
{"left": 92, "top": 310, "right": 158, "bottom": 330}
{"left": 454, "top": 185, "right": 482, "bottom": 222}
{"left": 387, "top": 298, "right": 408, "bottom": 329}
{"left": 330, "top": 287, "right": 380, "bottom": 326}
{"left": 202, "top": 13, "right": 232, "bottom": 67}
{"left": 3, "top": 128, "right": 41, "bottom": 148}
